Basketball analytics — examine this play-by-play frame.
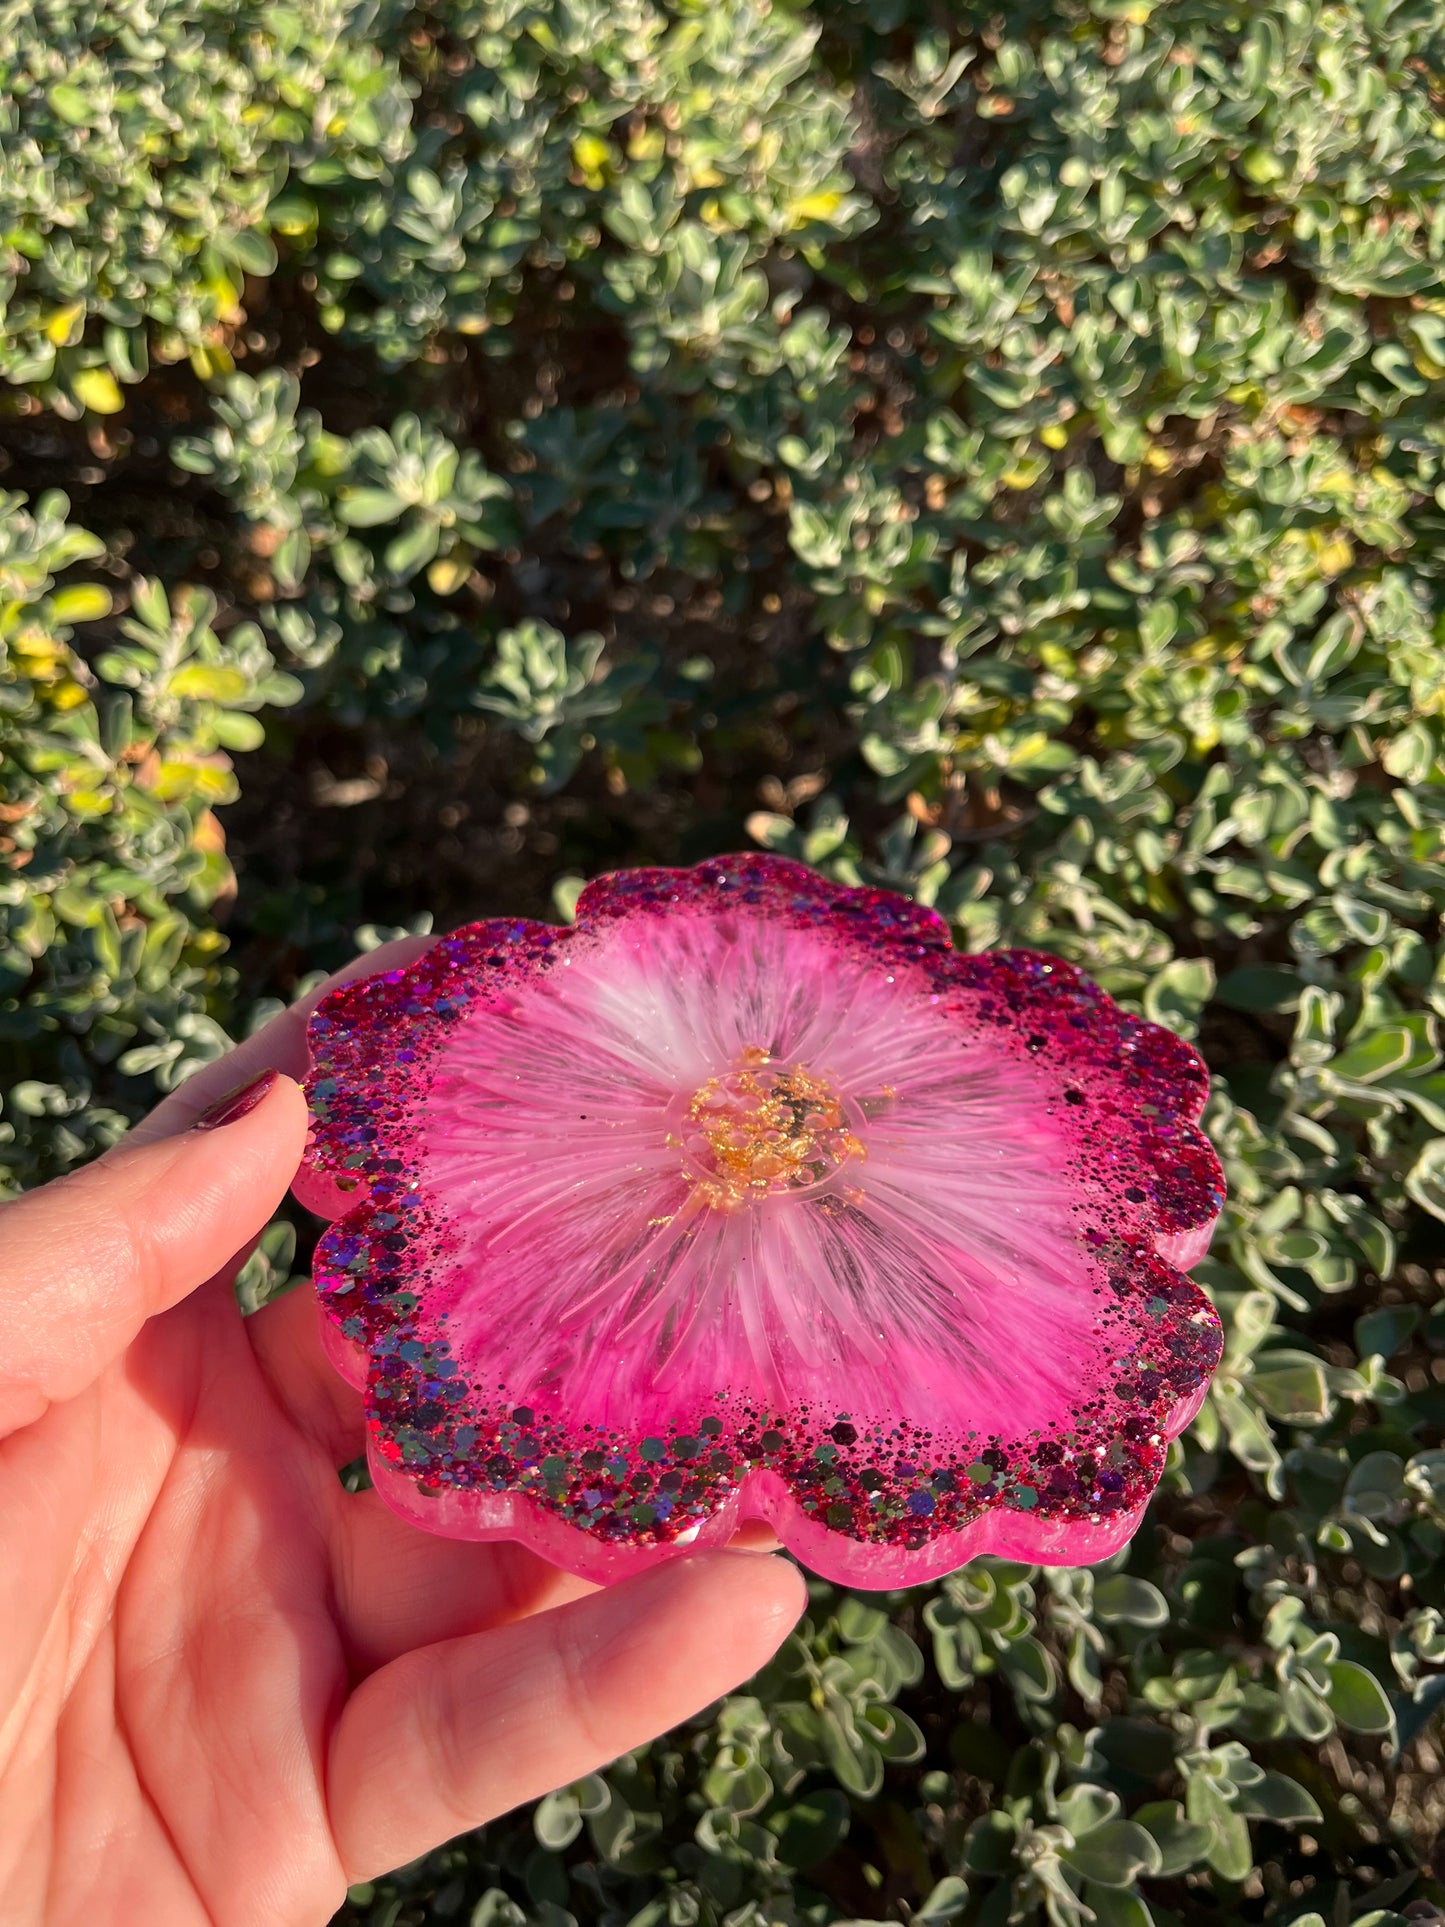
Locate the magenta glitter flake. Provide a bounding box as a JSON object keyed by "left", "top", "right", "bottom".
{"left": 293, "top": 854, "right": 1224, "bottom": 1589}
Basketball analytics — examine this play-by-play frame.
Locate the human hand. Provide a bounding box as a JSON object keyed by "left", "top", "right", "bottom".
{"left": 0, "top": 943, "right": 807, "bottom": 1925}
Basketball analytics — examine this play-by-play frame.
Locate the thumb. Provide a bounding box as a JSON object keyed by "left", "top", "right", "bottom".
{"left": 0, "top": 1071, "right": 307, "bottom": 1433}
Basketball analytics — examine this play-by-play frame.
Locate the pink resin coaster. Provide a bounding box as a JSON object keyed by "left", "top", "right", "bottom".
{"left": 293, "top": 855, "right": 1224, "bottom": 1589}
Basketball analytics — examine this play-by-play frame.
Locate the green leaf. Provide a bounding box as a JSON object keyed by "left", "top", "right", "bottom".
{"left": 218, "top": 227, "right": 279, "bottom": 277}
{"left": 337, "top": 488, "right": 409, "bottom": 527}
{"left": 962, "top": 1811, "right": 1017, "bottom": 1876}
{"left": 273, "top": 528, "right": 311, "bottom": 592}
{"left": 168, "top": 665, "right": 250, "bottom": 702}
{"left": 71, "top": 367, "right": 125, "bottom": 415}
{"left": 861, "top": 1701, "right": 926, "bottom": 1763}
{"left": 1056, "top": 1785, "right": 1120, "bottom": 1837}
{"left": 1332, "top": 1024, "right": 1426, "bottom": 1084}
{"left": 1092, "top": 1575, "right": 1170, "bottom": 1629}
{"left": 384, "top": 517, "right": 441, "bottom": 576}
{"left": 1217, "top": 965, "right": 1303, "bottom": 1013}
{"left": 1068, "top": 1625, "right": 1105, "bottom": 1707}
{"left": 1084, "top": 1888, "right": 1154, "bottom": 1927}
{"left": 532, "top": 1787, "right": 582, "bottom": 1851}
{"left": 104, "top": 323, "right": 149, "bottom": 384}
{"left": 837, "top": 1597, "right": 891, "bottom": 1645}
{"left": 1185, "top": 1773, "right": 1251, "bottom": 1881}
{"left": 1405, "top": 1140, "right": 1445, "bottom": 1223}
{"left": 1060, "top": 1821, "right": 1162, "bottom": 1888}
{"left": 45, "top": 300, "right": 86, "bottom": 347}
{"left": 912, "top": 1877, "right": 970, "bottom": 1926}
{"left": 212, "top": 711, "right": 266, "bottom": 752}
{"left": 1355, "top": 1305, "right": 1419, "bottom": 1360}
{"left": 48, "top": 584, "right": 112, "bottom": 625}
{"left": 48, "top": 82, "right": 92, "bottom": 123}
{"left": 1233, "top": 1771, "right": 1322, "bottom": 1824}
{"left": 1326, "top": 1662, "right": 1395, "bottom": 1735}
{"left": 770, "top": 1789, "right": 850, "bottom": 1871}
{"left": 1344, "top": 1451, "right": 1407, "bottom": 1520}
{"left": 1134, "top": 1802, "right": 1212, "bottom": 1878}
{"left": 267, "top": 192, "right": 318, "bottom": 235}
{"left": 1142, "top": 957, "right": 1215, "bottom": 1039}
{"left": 999, "top": 1635, "right": 1055, "bottom": 1703}
{"left": 819, "top": 1706, "right": 883, "bottom": 1799}
{"left": 1395, "top": 1674, "right": 1445, "bottom": 1753}
{"left": 1250, "top": 1354, "right": 1332, "bottom": 1422}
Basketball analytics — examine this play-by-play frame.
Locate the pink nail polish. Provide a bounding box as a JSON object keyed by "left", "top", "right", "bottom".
{"left": 194, "top": 1069, "right": 280, "bottom": 1131}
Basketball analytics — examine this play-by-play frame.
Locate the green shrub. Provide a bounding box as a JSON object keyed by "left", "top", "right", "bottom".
{"left": 3, "top": 0, "right": 1445, "bottom": 1921}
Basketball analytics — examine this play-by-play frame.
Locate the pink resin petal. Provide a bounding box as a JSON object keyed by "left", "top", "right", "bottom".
{"left": 297, "top": 855, "right": 1224, "bottom": 1589}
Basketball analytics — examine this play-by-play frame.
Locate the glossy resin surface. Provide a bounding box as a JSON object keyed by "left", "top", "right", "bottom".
{"left": 295, "top": 855, "right": 1224, "bottom": 1588}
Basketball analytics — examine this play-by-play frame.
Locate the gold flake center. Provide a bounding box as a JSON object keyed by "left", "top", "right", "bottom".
{"left": 674, "top": 1046, "right": 865, "bottom": 1209}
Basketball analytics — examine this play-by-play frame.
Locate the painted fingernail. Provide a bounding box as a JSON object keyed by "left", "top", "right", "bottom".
{"left": 194, "top": 1069, "right": 280, "bottom": 1131}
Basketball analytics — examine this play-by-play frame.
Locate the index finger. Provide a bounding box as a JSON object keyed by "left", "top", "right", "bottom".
{"left": 128, "top": 936, "right": 437, "bottom": 1147}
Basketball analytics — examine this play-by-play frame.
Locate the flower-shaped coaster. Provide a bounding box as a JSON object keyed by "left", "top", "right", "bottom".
{"left": 294, "top": 855, "right": 1223, "bottom": 1588}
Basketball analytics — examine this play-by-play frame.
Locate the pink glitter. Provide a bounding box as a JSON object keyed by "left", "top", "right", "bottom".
{"left": 294, "top": 855, "right": 1224, "bottom": 1589}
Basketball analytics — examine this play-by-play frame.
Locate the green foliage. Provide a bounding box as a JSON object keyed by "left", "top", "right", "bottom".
{"left": 0, "top": 492, "right": 300, "bottom": 1170}
{"left": 0, "top": 0, "right": 408, "bottom": 405}
{"left": 3, "top": 0, "right": 1445, "bottom": 1920}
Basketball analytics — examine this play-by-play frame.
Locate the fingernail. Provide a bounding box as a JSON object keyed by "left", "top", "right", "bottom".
{"left": 194, "top": 1069, "right": 280, "bottom": 1131}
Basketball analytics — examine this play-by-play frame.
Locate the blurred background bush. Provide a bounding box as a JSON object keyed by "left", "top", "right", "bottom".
{"left": 4, "top": 0, "right": 1445, "bottom": 1919}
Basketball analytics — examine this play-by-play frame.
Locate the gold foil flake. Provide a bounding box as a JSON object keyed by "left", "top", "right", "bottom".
{"left": 678, "top": 1048, "right": 866, "bottom": 1209}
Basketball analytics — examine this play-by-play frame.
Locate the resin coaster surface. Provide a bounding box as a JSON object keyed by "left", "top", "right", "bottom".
{"left": 293, "top": 855, "right": 1224, "bottom": 1588}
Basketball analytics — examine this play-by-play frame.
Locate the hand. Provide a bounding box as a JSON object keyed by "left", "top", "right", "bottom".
{"left": 0, "top": 943, "right": 806, "bottom": 1925}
